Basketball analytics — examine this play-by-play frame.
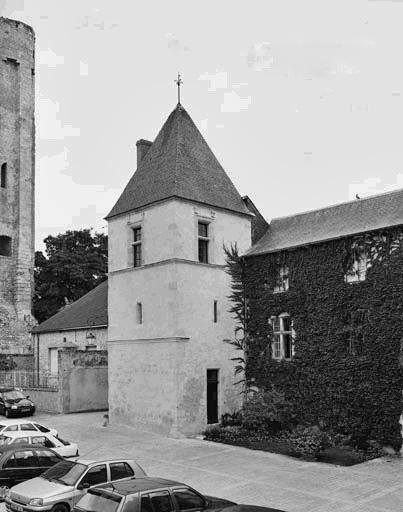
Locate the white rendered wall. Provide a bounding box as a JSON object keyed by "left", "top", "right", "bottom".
{"left": 108, "top": 198, "right": 251, "bottom": 435}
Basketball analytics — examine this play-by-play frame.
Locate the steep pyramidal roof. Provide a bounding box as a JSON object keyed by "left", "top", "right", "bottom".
{"left": 245, "top": 188, "right": 403, "bottom": 256}
{"left": 106, "top": 104, "right": 250, "bottom": 219}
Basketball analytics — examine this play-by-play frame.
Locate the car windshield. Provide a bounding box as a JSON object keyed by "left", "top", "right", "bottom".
{"left": 41, "top": 460, "right": 87, "bottom": 486}
{"left": 77, "top": 491, "right": 122, "bottom": 512}
{"left": 3, "top": 391, "right": 26, "bottom": 400}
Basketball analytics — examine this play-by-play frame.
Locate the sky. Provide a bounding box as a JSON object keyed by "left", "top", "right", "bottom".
{"left": 1, "top": 0, "right": 403, "bottom": 252}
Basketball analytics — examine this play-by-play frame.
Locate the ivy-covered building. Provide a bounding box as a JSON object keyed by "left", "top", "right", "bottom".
{"left": 243, "top": 189, "right": 403, "bottom": 450}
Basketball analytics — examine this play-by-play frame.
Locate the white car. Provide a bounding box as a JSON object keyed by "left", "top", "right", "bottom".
{"left": 0, "top": 430, "right": 78, "bottom": 457}
{"left": 0, "top": 419, "right": 58, "bottom": 437}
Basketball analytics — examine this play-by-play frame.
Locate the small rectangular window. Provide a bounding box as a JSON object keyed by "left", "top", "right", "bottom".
{"left": 1, "top": 163, "right": 6, "bottom": 188}
{"left": 136, "top": 302, "right": 143, "bottom": 324}
{"left": 198, "top": 222, "right": 209, "bottom": 264}
{"left": 132, "top": 227, "right": 142, "bottom": 267}
{"left": 213, "top": 301, "right": 218, "bottom": 323}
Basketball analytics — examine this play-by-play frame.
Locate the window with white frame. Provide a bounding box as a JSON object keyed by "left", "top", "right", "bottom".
{"left": 274, "top": 265, "right": 289, "bottom": 293}
{"left": 345, "top": 251, "right": 368, "bottom": 283}
{"left": 270, "top": 314, "right": 294, "bottom": 360}
{"left": 198, "top": 221, "right": 209, "bottom": 263}
{"left": 132, "top": 226, "right": 142, "bottom": 267}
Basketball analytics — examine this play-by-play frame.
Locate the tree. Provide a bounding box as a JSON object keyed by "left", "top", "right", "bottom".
{"left": 224, "top": 243, "right": 249, "bottom": 387}
{"left": 33, "top": 229, "right": 108, "bottom": 323}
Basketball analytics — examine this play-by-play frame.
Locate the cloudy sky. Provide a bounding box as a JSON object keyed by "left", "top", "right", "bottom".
{"left": 1, "top": 0, "right": 403, "bottom": 251}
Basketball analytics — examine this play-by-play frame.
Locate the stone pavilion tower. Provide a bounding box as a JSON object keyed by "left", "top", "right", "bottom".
{"left": 0, "top": 18, "right": 36, "bottom": 355}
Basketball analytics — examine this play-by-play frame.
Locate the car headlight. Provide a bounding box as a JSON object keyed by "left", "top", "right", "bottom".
{"left": 29, "top": 498, "right": 44, "bottom": 506}
{"left": 11, "top": 405, "right": 17, "bottom": 409}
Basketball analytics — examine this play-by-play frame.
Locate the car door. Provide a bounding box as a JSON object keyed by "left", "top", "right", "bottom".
{"left": 109, "top": 462, "right": 135, "bottom": 482}
{"left": 0, "top": 453, "right": 19, "bottom": 487}
{"left": 34, "top": 448, "right": 63, "bottom": 473}
{"left": 12, "top": 449, "right": 42, "bottom": 484}
{"left": 141, "top": 491, "right": 175, "bottom": 512}
{"left": 171, "top": 488, "right": 207, "bottom": 512}
{"left": 72, "top": 464, "right": 108, "bottom": 507}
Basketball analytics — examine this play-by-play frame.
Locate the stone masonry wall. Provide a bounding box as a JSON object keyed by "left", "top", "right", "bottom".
{"left": 0, "top": 18, "right": 36, "bottom": 354}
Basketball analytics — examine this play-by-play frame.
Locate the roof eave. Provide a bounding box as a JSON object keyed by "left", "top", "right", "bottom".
{"left": 244, "top": 221, "right": 403, "bottom": 258}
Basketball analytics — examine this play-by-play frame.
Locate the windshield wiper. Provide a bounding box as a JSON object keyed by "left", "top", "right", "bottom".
{"left": 44, "top": 477, "right": 68, "bottom": 486}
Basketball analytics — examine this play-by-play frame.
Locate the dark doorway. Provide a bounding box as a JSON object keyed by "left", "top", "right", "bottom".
{"left": 207, "top": 369, "right": 219, "bottom": 424}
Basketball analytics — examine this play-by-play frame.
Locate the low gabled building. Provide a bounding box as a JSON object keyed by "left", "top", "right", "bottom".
{"left": 31, "top": 280, "right": 108, "bottom": 375}
{"left": 243, "top": 189, "right": 403, "bottom": 450}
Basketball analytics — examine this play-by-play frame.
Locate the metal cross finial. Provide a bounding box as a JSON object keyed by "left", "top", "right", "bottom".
{"left": 175, "top": 72, "right": 183, "bottom": 104}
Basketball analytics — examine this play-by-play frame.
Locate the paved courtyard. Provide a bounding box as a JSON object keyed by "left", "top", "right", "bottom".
{"left": 4, "top": 411, "right": 402, "bottom": 512}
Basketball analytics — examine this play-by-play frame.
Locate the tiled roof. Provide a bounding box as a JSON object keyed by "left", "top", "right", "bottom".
{"left": 245, "top": 188, "right": 403, "bottom": 256}
{"left": 32, "top": 280, "right": 108, "bottom": 333}
{"left": 106, "top": 104, "right": 250, "bottom": 219}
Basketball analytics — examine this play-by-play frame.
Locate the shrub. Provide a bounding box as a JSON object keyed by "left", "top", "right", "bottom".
{"left": 220, "top": 411, "right": 243, "bottom": 427}
{"left": 287, "top": 425, "right": 332, "bottom": 457}
{"left": 242, "top": 386, "right": 295, "bottom": 434}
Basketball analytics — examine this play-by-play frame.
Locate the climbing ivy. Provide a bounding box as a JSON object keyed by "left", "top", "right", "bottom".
{"left": 243, "top": 228, "right": 403, "bottom": 450}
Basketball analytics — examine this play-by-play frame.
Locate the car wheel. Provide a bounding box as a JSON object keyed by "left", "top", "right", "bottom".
{"left": 51, "top": 504, "right": 69, "bottom": 512}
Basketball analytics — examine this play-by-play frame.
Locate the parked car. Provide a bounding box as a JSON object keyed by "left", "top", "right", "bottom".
{"left": 0, "top": 419, "right": 58, "bottom": 437}
{"left": 0, "top": 443, "right": 64, "bottom": 492}
{"left": 4, "top": 458, "right": 147, "bottom": 512}
{"left": 72, "top": 477, "right": 287, "bottom": 512}
{"left": 0, "top": 389, "right": 35, "bottom": 418}
{"left": 0, "top": 431, "right": 78, "bottom": 458}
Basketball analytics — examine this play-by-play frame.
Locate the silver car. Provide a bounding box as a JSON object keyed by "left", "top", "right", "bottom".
{"left": 5, "top": 458, "right": 146, "bottom": 512}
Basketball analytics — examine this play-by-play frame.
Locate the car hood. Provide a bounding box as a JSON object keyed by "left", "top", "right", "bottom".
{"left": 11, "top": 477, "right": 73, "bottom": 499}
{"left": 5, "top": 399, "right": 32, "bottom": 406}
{"left": 220, "top": 506, "right": 286, "bottom": 512}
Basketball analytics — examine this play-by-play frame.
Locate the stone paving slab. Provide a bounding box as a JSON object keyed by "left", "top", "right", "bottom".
{"left": 5, "top": 411, "right": 401, "bottom": 512}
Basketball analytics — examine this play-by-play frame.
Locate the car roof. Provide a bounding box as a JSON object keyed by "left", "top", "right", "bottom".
{"left": 0, "top": 443, "right": 59, "bottom": 454}
{"left": 77, "top": 458, "right": 135, "bottom": 466}
{"left": 0, "top": 419, "right": 37, "bottom": 426}
{"left": 0, "top": 430, "right": 53, "bottom": 438}
{"left": 94, "top": 477, "right": 187, "bottom": 496}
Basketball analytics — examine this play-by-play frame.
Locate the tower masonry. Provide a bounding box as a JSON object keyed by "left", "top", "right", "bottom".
{"left": 0, "top": 17, "right": 36, "bottom": 354}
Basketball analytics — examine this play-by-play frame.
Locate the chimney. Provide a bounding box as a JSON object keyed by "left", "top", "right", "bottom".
{"left": 136, "top": 139, "right": 152, "bottom": 166}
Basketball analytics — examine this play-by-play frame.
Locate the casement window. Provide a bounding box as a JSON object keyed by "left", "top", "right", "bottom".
{"left": 274, "top": 265, "right": 289, "bottom": 293}
{"left": 345, "top": 251, "right": 368, "bottom": 283}
{"left": 132, "top": 226, "right": 142, "bottom": 267}
{"left": 198, "top": 221, "right": 209, "bottom": 263}
{"left": 1, "top": 163, "right": 6, "bottom": 188}
{"left": 270, "top": 314, "right": 294, "bottom": 360}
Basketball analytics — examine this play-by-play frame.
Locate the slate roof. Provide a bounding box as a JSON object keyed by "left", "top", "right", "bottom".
{"left": 245, "top": 188, "right": 403, "bottom": 256}
{"left": 32, "top": 280, "right": 108, "bottom": 333}
{"left": 106, "top": 104, "right": 250, "bottom": 219}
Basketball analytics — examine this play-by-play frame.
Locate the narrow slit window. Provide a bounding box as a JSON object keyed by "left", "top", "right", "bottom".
{"left": 1, "top": 163, "right": 6, "bottom": 188}
{"left": 213, "top": 300, "right": 218, "bottom": 323}
{"left": 136, "top": 302, "right": 143, "bottom": 324}
{"left": 198, "top": 221, "right": 209, "bottom": 263}
{"left": 132, "top": 226, "right": 142, "bottom": 267}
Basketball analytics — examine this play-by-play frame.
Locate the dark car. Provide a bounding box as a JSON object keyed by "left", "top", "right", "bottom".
{"left": 0, "top": 389, "right": 35, "bottom": 417}
{"left": 73, "top": 477, "right": 286, "bottom": 512}
{"left": 0, "top": 443, "right": 64, "bottom": 491}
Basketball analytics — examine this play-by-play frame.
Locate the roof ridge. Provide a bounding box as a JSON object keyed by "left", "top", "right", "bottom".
{"left": 272, "top": 187, "right": 403, "bottom": 222}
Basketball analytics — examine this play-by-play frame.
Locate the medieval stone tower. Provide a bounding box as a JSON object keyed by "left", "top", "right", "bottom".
{"left": 0, "top": 18, "right": 35, "bottom": 355}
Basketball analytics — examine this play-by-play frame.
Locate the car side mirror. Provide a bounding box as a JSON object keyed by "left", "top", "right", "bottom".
{"left": 26, "top": 396, "right": 30, "bottom": 399}
{"left": 77, "top": 482, "right": 90, "bottom": 490}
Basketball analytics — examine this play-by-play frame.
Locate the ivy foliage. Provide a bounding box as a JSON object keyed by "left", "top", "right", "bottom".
{"left": 243, "top": 228, "right": 403, "bottom": 451}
